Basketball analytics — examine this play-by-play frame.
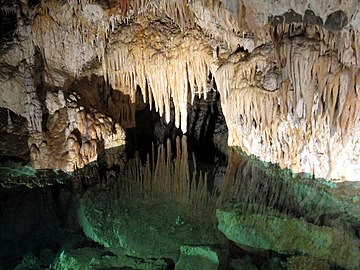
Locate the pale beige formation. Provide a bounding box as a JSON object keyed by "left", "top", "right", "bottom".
{"left": 29, "top": 92, "right": 126, "bottom": 171}
{"left": 1, "top": 0, "right": 359, "bottom": 180}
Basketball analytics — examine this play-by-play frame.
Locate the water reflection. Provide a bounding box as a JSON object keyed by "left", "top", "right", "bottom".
{"left": 0, "top": 138, "right": 359, "bottom": 269}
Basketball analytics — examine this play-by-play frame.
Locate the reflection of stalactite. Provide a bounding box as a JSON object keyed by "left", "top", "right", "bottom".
{"left": 24, "top": 65, "right": 42, "bottom": 132}
{"left": 216, "top": 149, "right": 288, "bottom": 218}
{"left": 6, "top": 110, "right": 14, "bottom": 133}
{"left": 118, "top": 136, "right": 216, "bottom": 211}
{"left": 216, "top": 148, "right": 357, "bottom": 226}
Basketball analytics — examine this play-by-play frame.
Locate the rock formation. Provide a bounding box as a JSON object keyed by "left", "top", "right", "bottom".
{"left": 1, "top": 0, "right": 359, "bottom": 181}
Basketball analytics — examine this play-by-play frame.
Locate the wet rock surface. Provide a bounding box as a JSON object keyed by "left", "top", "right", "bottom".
{"left": 175, "top": 246, "right": 227, "bottom": 270}
{"left": 1, "top": 145, "right": 360, "bottom": 269}
{"left": 217, "top": 209, "right": 360, "bottom": 269}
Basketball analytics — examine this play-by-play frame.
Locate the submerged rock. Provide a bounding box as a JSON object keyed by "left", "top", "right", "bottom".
{"left": 50, "top": 234, "right": 171, "bottom": 270}
{"left": 39, "top": 248, "right": 56, "bottom": 267}
{"left": 175, "top": 245, "right": 226, "bottom": 270}
{"left": 0, "top": 161, "right": 71, "bottom": 188}
{"left": 229, "top": 256, "right": 258, "bottom": 270}
{"left": 51, "top": 246, "right": 169, "bottom": 270}
{"left": 77, "top": 188, "right": 224, "bottom": 260}
{"left": 282, "top": 255, "right": 330, "bottom": 270}
{"left": 216, "top": 209, "right": 360, "bottom": 269}
{"left": 14, "top": 253, "right": 41, "bottom": 270}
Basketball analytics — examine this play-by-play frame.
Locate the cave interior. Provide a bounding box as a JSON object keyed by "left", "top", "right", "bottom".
{"left": 0, "top": 0, "right": 360, "bottom": 269}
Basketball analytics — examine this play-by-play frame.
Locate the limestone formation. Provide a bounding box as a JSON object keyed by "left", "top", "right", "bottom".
{"left": 27, "top": 92, "right": 126, "bottom": 172}
{"left": 1, "top": 0, "right": 359, "bottom": 181}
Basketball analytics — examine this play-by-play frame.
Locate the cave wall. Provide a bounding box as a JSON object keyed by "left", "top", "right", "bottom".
{"left": 0, "top": 0, "right": 359, "bottom": 181}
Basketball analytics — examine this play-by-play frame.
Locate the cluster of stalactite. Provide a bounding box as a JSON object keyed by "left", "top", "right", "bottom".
{"left": 27, "top": 0, "right": 360, "bottom": 180}
{"left": 24, "top": 64, "right": 42, "bottom": 132}
{"left": 29, "top": 0, "right": 242, "bottom": 132}
{"left": 104, "top": 23, "right": 214, "bottom": 132}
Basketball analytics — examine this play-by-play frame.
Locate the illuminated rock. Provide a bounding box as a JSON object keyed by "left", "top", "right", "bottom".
{"left": 77, "top": 188, "right": 223, "bottom": 259}
{"left": 1, "top": 0, "right": 360, "bottom": 181}
{"left": 216, "top": 209, "right": 360, "bottom": 269}
{"left": 175, "top": 245, "right": 226, "bottom": 270}
{"left": 51, "top": 244, "right": 170, "bottom": 270}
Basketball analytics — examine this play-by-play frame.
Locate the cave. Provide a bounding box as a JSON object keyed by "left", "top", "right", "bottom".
{"left": 1, "top": 1, "right": 360, "bottom": 270}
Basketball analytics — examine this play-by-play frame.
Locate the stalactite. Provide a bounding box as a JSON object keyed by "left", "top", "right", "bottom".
{"left": 24, "top": 65, "right": 42, "bottom": 132}
{"left": 338, "top": 69, "right": 359, "bottom": 143}
{"left": 30, "top": 0, "right": 238, "bottom": 134}
{"left": 105, "top": 25, "right": 213, "bottom": 133}
{"left": 28, "top": 0, "right": 360, "bottom": 181}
